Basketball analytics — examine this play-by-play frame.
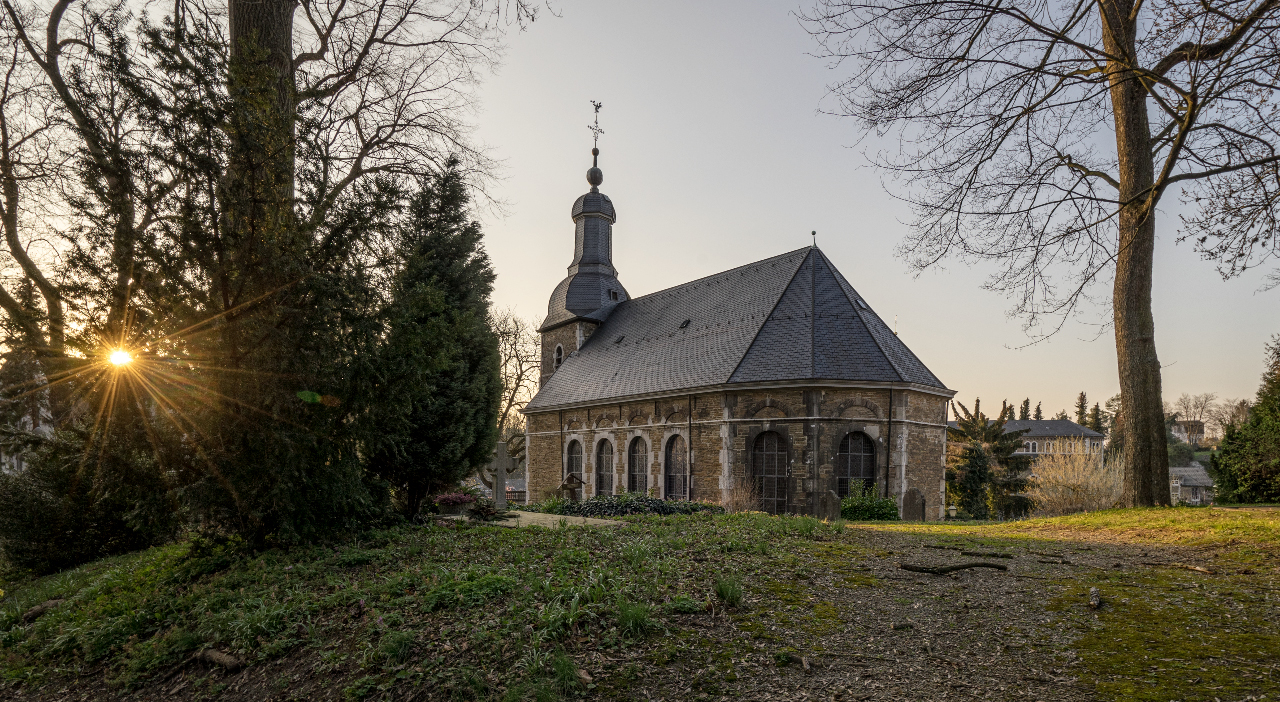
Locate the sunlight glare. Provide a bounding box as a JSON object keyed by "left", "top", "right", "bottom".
{"left": 109, "top": 349, "right": 133, "bottom": 367}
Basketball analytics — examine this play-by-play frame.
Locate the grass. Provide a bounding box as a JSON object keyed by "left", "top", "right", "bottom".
{"left": 0, "top": 511, "right": 846, "bottom": 699}
{"left": 2, "top": 508, "right": 1278, "bottom": 701}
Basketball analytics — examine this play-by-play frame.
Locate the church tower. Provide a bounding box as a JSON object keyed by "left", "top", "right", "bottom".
{"left": 539, "top": 146, "right": 629, "bottom": 386}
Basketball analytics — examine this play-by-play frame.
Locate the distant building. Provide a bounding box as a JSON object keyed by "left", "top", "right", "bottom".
{"left": 1169, "top": 462, "right": 1214, "bottom": 505}
{"left": 1171, "top": 420, "right": 1205, "bottom": 447}
{"left": 947, "top": 419, "right": 1105, "bottom": 457}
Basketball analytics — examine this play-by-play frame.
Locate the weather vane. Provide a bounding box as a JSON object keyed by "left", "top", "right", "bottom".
{"left": 588, "top": 100, "right": 604, "bottom": 148}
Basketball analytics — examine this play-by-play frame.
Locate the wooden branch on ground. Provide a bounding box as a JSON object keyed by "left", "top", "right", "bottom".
{"left": 1139, "top": 562, "right": 1216, "bottom": 574}
{"left": 21, "top": 599, "right": 63, "bottom": 623}
{"left": 899, "top": 562, "right": 1009, "bottom": 575}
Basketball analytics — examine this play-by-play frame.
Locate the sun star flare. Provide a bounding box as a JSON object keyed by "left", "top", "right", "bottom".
{"left": 109, "top": 349, "right": 133, "bottom": 367}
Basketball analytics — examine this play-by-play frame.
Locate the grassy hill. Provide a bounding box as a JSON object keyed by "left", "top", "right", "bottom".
{"left": 2, "top": 508, "right": 1278, "bottom": 701}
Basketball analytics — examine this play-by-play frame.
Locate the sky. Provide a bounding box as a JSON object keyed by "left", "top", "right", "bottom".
{"left": 473, "top": 0, "right": 1278, "bottom": 417}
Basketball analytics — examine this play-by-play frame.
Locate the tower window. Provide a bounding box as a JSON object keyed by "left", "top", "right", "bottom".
{"left": 554, "top": 345, "right": 563, "bottom": 369}
{"left": 609, "top": 290, "right": 619, "bottom": 301}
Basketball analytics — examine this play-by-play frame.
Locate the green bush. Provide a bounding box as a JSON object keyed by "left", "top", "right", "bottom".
{"left": 515, "top": 493, "right": 725, "bottom": 518}
{"left": 616, "top": 600, "right": 657, "bottom": 638}
{"left": 839, "top": 486, "right": 900, "bottom": 521}
{"left": 0, "top": 426, "right": 181, "bottom": 574}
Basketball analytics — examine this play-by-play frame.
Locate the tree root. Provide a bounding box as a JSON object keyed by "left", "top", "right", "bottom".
{"left": 899, "top": 562, "right": 1008, "bottom": 575}
{"left": 960, "top": 550, "right": 1013, "bottom": 558}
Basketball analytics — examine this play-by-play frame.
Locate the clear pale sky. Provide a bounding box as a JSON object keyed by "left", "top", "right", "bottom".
{"left": 474, "top": 0, "right": 1278, "bottom": 416}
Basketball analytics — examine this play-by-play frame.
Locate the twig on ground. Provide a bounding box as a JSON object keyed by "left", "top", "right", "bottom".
{"left": 924, "top": 544, "right": 963, "bottom": 551}
{"left": 899, "top": 562, "right": 1008, "bottom": 575}
{"left": 1139, "top": 562, "right": 1216, "bottom": 574}
{"left": 1037, "top": 559, "right": 1073, "bottom": 565}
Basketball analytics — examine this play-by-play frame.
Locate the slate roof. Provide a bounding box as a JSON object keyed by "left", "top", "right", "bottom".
{"left": 947, "top": 419, "right": 1105, "bottom": 439}
{"left": 525, "top": 247, "right": 949, "bottom": 411}
{"left": 1170, "top": 462, "right": 1214, "bottom": 487}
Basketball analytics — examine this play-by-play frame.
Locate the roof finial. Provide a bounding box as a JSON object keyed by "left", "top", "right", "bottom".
{"left": 586, "top": 100, "right": 604, "bottom": 191}
{"left": 811, "top": 230, "right": 817, "bottom": 248}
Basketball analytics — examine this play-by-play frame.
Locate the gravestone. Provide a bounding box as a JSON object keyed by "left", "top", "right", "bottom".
{"left": 483, "top": 442, "right": 516, "bottom": 509}
{"left": 816, "top": 490, "right": 842, "bottom": 522}
{"left": 902, "top": 488, "right": 926, "bottom": 522}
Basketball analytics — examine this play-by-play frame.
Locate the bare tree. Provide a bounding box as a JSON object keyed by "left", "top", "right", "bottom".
{"left": 1207, "top": 397, "right": 1252, "bottom": 438}
{"left": 492, "top": 308, "right": 539, "bottom": 438}
{"left": 1173, "top": 392, "right": 1217, "bottom": 423}
{"left": 805, "top": 0, "right": 1280, "bottom": 506}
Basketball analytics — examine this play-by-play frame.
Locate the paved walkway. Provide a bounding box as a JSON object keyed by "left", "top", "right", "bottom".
{"left": 443, "top": 511, "right": 624, "bottom": 528}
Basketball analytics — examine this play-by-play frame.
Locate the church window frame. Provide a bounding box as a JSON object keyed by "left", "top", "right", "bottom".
{"left": 664, "top": 434, "right": 689, "bottom": 501}
{"left": 565, "top": 440, "right": 583, "bottom": 483}
{"left": 554, "top": 345, "right": 564, "bottom": 370}
{"left": 751, "top": 431, "right": 788, "bottom": 515}
{"left": 595, "top": 439, "right": 614, "bottom": 497}
{"left": 627, "top": 437, "right": 648, "bottom": 494}
{"left": 834, "top": 431, "right": 876, "bottom": 498}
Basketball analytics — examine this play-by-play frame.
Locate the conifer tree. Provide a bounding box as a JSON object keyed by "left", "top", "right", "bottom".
{"left": 1019, "top": 398, "right": 1031, "bottom": 421}
{"left": 1212, "top": 334, "right": 1280, "bottom": 503}
{"left": 947, "top": 399, "right": 1031, "bottom": 519}
{"left": 366, "top": 159, "right": 501, "bottom": 517}
{"left": 1088, "top": 404, "right": 1105, "bottom": 434}
{"left": 1034, "top": 402, "right": 1044, "bottom": 420}
{"left": 1075, "top": 392, "right": 1089, "bottom": 424}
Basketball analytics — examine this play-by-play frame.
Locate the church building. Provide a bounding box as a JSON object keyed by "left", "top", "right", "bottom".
{"left": 521, "top": 148, "right": 954, "bottom": 520}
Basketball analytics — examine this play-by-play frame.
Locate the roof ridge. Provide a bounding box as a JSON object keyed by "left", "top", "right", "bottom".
{"left": 623, "top": 247, "right": 811, "bottom": 306}
{"left": 725, "top": 249, "right": 812, "bottom": 382}
{"left": 816, "top": 249, "right": 906, "bottom": 382}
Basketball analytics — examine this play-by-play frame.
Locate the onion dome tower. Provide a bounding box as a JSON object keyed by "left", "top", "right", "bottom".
{"left": 539, "top": 146, "right": 629, "bottom": 331}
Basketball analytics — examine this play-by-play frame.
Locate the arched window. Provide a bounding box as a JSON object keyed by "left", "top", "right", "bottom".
{"left": 1023, "top": 441, "right": 1031, "bottom": 452}
{"left": 595, "top": 440, "right": 614, "bottom": 497}
{"left": 565, "top": 440, "right": 582, "bottom": 483}
{"left": 554, "top": 345, "right": 564, "bottom": 370}
{"left": 752, "top": 431, "right": 788, "bottom": 515}
{"left": 1031, "top": 441, "right": 1038, "bottom": 453}
{"left": 835, "top": 432, "right": 876, "bottom": 498}
{"left": 665, "top": 435, "right": 689, "bottom": 501}
{"left": 628, "top": 438, "right": 648, "bottom": 494}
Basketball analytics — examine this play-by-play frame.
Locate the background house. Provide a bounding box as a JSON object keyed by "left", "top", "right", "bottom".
{"left": 947, "top": 418, "right": 1105, "bottom": 457}
{"left": 1169, "top": 462, "right": 1214, "bottom": 505}
{"left": 1171, "top": 420, "right": 1206, "bottom": 447}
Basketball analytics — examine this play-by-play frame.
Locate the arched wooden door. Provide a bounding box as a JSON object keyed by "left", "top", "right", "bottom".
{"left": 752, "top": 431, "right": 788, "bottom": 514}
{"left": 628, "top": 438, "right": 648, "bottom": 494}
{"left": 595, "top": 440, "right": 614, "bottom": 497}
{"left": 665, "top": 435, "right": 689, "bottom": 501}
{"left": 835, "top": 432, "right": 876, "bottom": 498}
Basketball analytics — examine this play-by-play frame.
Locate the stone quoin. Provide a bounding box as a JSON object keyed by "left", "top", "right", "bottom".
{"left": 520, "top": 147, "right": 955, "bottom": 520}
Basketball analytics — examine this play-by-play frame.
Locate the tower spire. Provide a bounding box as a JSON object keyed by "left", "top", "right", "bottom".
{"left": 587, "top": 101, "right": 604, "bottom": 191}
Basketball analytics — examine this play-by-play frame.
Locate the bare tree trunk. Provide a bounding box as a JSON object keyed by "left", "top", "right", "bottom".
{"left": 228, "top": 0, "right": 296, "bottom": 198}
{"left": 1101, "top": 0, "right": 1171, "bottom": 506}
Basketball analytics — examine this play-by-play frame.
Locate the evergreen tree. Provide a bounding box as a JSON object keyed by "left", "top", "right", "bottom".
{"left": 1074, "top": 392, "right": 1089, "bottom": 424}
{"left": 1034, "top": 402, "right": 1044, "bottom": 420}
{"left": 1212, "top": 334, "right": 1280, "bottom": 503}
{"left": 1019, "top": 398, "right": 1031, "bottom": 421}
{"left": 947, "top": 399, "right": 1031, "bottom": 519}
{"left": 1053, "top": 409, "right": 1070, "bottom": 421}
{"left": 1087, "top": 403, "right": 1104, "bottom": 433}
{"left": 366, "top": 160, "right": 502, "bottom": 517}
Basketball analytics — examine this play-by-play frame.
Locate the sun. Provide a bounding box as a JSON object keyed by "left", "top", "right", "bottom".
{"left": 109, "top": 349, "right": 133, "bottom": 366}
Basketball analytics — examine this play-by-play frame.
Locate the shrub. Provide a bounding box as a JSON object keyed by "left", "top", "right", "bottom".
{"left": 433, "top": 493, "right": 477, "bottom": 506}
{"left": 515, "top": 493, "right": 725, "bottom": 518}
{"left": 722, "top": 480, "right": 761, "bottom": 513}
{"left": 0, "top": 426, "right": 181, "bottom": 574}
{"left": 1026, "top": 440, "right": 1120, "bottom": 516}
{"left": 421, "top": 573, "right": 517, "bottom": 611}
{"left": 840, "top": 485, "right": 900, "bottom": 521}
{"left": 713, "top": 575, "right": 743, "bottom": 607}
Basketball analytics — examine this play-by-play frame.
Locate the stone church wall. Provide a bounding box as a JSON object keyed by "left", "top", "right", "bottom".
{"left": 523, "top": 385, "right": 949, "bottom": 519}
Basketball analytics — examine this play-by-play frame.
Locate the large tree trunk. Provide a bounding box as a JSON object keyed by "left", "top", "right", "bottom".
{"left": 1101, "top": 0, "right": 1171, "bottom": 506}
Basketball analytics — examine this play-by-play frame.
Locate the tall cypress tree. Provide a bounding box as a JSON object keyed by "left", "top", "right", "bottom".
{"left": 1034, "top": 402, "right": 1044, "bottom": 420}
{"left": 367, "top": 159, "right": 501, "bottom": 517}
{"left": 1019, "top": 398, "right": 1031, "bottom": 421}
{"left": 1088, "top": 403, "right": 1104, "bottom": 433}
